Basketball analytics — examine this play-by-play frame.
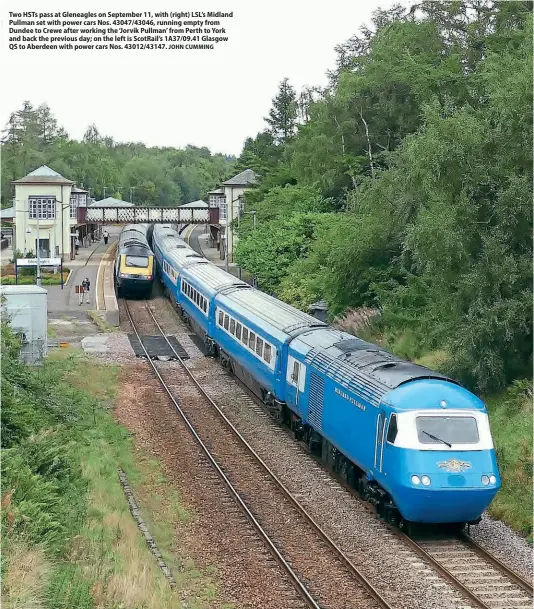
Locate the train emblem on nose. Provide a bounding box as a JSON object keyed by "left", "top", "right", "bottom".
{"left": 437, "top": 459, "right": 472, "bottom": 473}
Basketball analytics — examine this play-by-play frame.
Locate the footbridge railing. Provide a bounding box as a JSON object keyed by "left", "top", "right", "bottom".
{"left": 84, "top": 206, "right": 218, "bottom": 224}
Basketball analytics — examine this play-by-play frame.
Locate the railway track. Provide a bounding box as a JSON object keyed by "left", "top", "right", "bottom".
{"left": 123, "top": 298, "right": 394, "bottom": 609}
{"left": 406, "top": 533, "right": 533, "bottom": 609}
{"left": 180, "top": 229, "right": 531, "bottom": 603}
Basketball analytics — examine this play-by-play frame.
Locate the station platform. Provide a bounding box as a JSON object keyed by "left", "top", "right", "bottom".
{"left": 43, "top": 226, "right": 121, "bottom": 326}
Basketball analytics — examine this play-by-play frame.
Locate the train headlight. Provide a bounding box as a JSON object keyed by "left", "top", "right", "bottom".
{"left": 421, "top": 475, "right": 431, "bottom": 486}
{"left": 489, "top": 475, "right": 497, "bottom": 484}
{"left": 481, "top": 475, "right": 490, "bottom": 485}
{"left": 411, "top": 475, "right": 421, "bottom": 485}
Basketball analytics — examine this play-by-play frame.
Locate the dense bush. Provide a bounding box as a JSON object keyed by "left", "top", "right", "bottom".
{"left": 235, "top": 2, "right": 533, "bottom": 393}
{"left": 1, "top": 323, "right": 91, "bottom": 557}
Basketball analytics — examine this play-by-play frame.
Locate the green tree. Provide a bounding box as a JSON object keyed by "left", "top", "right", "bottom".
{"left": 265, "top": 78, "right": 298, "bottom": 144}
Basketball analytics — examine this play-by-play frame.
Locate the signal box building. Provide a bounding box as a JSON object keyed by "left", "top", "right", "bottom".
{"left": 11, "top": 165, "right": 96, "bottom": 260}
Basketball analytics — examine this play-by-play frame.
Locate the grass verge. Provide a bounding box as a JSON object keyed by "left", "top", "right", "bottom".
{"left": 87, "top": 310, "right": 116, "bottom": 333}
{"left": 2, "top": 330, "right": 224, "bottom": 608}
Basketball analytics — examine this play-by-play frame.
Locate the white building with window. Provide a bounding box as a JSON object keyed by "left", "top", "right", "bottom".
{"left": 70, "top": 186, "right": 88, "bottom": 220}
{"left": 12, "top": 165, "right": 75, "bottom": 260}
{"left": 207, "top": 169, "right": 257, "bottom": 261}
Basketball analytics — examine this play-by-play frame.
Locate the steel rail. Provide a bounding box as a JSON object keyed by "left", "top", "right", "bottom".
{"left": 134, "top": 299, "right": 394, "bottom": 609}
{"left": 123, "top": 299, "right": 321, "bottom": 609}
{"left": 459, "top": 532, "right": 533, "bottom": 595}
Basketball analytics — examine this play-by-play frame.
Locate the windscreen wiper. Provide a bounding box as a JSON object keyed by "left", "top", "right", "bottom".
{"left": 422, "top": 430, "right": 452, "bottom": 448}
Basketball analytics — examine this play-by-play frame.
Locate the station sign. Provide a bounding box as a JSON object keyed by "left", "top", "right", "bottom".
{"left": 16, "top": 257, "right": 62, "bottom": 267}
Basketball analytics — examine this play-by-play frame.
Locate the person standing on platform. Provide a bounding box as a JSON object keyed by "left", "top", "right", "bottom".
{"left": 103, "top": 230, "right": 109, "bottom": 245}
{"left": 82, "top": 277, "right": 91, "bottom": 304}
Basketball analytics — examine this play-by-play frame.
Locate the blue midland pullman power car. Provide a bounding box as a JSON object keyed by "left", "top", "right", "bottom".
{"left": 151, "top": 224, "right": 501, "bottom": 530}
{"left": 286, "top": 328, "right": 500, "bottom": 528}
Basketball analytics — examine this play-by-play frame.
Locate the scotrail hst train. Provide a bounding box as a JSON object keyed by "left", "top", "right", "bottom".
{"left": 151, "top": 224, "right": 501, "bottom": 531}
{"left": 114, "top": 224, "right": 155, "bottom": 297}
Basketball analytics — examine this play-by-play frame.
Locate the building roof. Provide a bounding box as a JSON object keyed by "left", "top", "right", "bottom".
{"left": 222, "top": 169, "right": 257, "bottom": 186}
{"left": 12, "top": 165, "right": 75, "bottom": 185}
{"left": 1, "top": 207, "right": 14, "bottom": 219}
{"left": 71, "top": 186, "right": 88, "bottom": 193}
{"left": 88, "top": 197, "right": 135, "bottom": 208}
{"left": 180, "top": 200, "right": 208, "bottom": 208}
{"left": 0, "top": 285, "right": 48, "bottom": 295}
{"left": 207, "top": 187, "right": 225, "bottom": 195}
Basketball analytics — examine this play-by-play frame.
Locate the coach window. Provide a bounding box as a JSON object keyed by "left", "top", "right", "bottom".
{"left": 386, "top": 414, "right": 398, "bottom": 444}
{"left": 263, "top": 344, "right": 272, "bottom": 364}
{"left": 230, "top": 319, "right": 236, "bottom": 334}
{"left": 256, "top": 337, "right": 263, "bottom": 357}
{"left": 218, "top": 311, "right": 224, "bottom": 326}
{"left": 236, "top": 323, "right": 242, "bottom": 341}
{"left": 292, "top": 360, "right": 300, "bottom": 384}
{"left": 249, "top": 332, "right": 256, "bottom": 350}
{"left": 242, "top": 328, "right": 248, "bottom": 345}
{"left": 224, "top": 314, "right": 229, "bottom": 330}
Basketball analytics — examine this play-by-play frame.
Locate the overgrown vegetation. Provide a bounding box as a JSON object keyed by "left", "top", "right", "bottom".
{"left": 1, "top": 105, "right": 235, "bottom": 207}
{"left": 1, "top": 325, "right": 223, "bottom": 607}
{"left": 485, "top": 380, "right": 533, "bottom": 540}
{"left": 235, "top": 1, "right": 532, "bottom": 396}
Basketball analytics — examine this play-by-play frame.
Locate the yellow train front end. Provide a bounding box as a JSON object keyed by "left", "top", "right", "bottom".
{"left": 114, "top": 224, "right": 155, "bottom": 298}
{"left": 116, "top": 252, "right": 154, "bottom": 297}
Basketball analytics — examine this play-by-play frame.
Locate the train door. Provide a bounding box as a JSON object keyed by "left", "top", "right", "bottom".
{"left": 286, "top": 355, "right": 306, "bottom": 412}
{"left": 374, "top": 409, "right": 387, "bottom": 473}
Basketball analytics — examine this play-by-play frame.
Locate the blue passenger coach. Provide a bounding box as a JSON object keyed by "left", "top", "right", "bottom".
{"left": 152, "top": 224, "right": 249, "bottom": 349}
{"left": 213, "top": 289, "right": 326, "bottom": 403}
{"left": 151, "top": 223, "right": 501, "bottom": 530}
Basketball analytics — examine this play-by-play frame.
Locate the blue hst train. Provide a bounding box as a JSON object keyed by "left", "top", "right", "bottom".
{"left": 151, "top": 224, "right": 500, "bottom": 531}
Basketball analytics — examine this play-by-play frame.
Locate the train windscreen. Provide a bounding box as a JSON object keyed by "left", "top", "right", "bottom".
{"left": 125, "top": 255, "right": 149, "bottom": 268}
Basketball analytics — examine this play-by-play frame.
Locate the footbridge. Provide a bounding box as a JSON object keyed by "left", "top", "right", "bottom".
{"left": 84, "top": 206, "right": 218, "bottom": 224}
